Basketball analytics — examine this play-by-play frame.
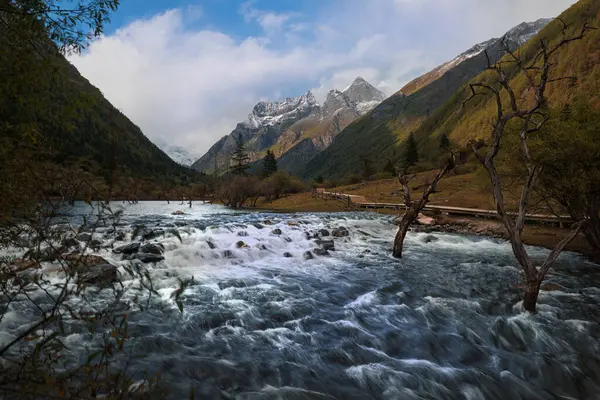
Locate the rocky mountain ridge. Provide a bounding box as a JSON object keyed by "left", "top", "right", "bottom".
{"left": 191, "top": 77, "right": 386, "bottom": 173}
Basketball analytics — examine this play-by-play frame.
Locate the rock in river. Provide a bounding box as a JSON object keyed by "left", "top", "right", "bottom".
{"left": 113, "top": 242, "right": 140, "bottom": 254}
{"left": 332, "top": 227, "right": 349, "bottom": 237}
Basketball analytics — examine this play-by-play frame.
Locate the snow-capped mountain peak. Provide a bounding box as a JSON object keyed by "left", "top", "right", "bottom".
{"left": 161, "top": 145, "right": 200, "bottom": 167}
{"left": 503, "top": 18, "right": 553, "bottom": 46}
{"left": 247, "top": 91, "right": 318, "bottom": 128}
{"left": 343, "top": 77, "right": 386, "bottom": 104}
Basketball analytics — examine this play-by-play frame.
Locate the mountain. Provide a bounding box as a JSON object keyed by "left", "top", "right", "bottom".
{"left": 191, "top": 77, "right": 386, "bottom": 174}
{"left": 410, "top": 0, "right": 599, "bottom": 154}
{"left": 301, "top": 18, "right": 552, "bottom": 180}
{"left": 160, "top": 144, "right": 200, "bottom": 167}
{"left": 0, "top": 44, "right": 189, "bottom": 182}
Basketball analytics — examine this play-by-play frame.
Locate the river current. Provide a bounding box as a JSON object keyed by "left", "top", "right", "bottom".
{"left": 5, "top": 201, "right": 600, "bottom": 399}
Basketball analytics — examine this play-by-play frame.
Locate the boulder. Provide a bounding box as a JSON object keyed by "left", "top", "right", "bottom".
{"left": 140, "top": 243, "right": 164, "bottom": 255}
{"left": 172, "top": 210, "right": 185, "bottom": 215}
{"left": 422, "top": 235, "right": 439, "bottom": 244}
{"left": 78, "top": 264, "right": 117, "bottom": 286}
{"left": 252, "top": 223, "right": 264, "bottom": 229}
{"left": 206, "top": 241, "right": 217, "bottom": 249}
{"left": 236, "top": 241, "right": 248, "bottom": 248}
{"left": 283, "top": 252, "right": 293, "bottom": 258}
{"left": 313, "top": 248, "right": 330, "bottom": 256}
{"left": 303, "top": 251, "right": 314, "bottom": 260}
{"left": 138, "top": 228, "right": 164, "bottom": 240}
{"left": 416, "top": 213, "right": 436, "bottom": 226}
{"left": 315, "top": 240, "right": 335, "bottom": 251}
{"left": 237, "top": 231, "right": 248, "bottom": 237}
{"left": 271, "top": 228, "right": 282, "bottom": 235}
{"left": 113, "top": 242, "right": 140, "bottom": 255}
{"left": 319, "top": 229, "right": 330, "bottom": 237}
{"left": 332, "top": 227, "right": 349, "bottom": 237}
{"left": 263, "top": 220, "right": 274, "bottom": 225}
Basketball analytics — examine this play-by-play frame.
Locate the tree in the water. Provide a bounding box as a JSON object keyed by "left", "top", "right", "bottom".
{"left": 439, "top": 133, "right": 451, "bottom": 150}
{"left": 403, "top": 133, "right": 419, "bottom": 168}
{"left": 261, "top": 149, "right": 278, "bottom": 178}
{"left": 464, "top": 20, "right": 593, "bottom": 313}
{"left": 230, "top": 134, "right": 250, "bottom": 175}
{"left": 392, "top": 153, "right": 455, "bottom": 258}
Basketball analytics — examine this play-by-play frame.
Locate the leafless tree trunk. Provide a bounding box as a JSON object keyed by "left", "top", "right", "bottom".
{"left": 464, "top": 19, "right": 593, "bottom": 312}
{"left": 393, "top": 155, "right": 455, "bottom": 258}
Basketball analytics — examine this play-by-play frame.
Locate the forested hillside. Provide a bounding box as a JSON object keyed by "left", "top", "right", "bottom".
{"left": 0, "top": 5, "right": 193, "bottom": 205}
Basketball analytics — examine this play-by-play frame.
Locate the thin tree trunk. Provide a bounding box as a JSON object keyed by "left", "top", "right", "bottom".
{"left": 393, "top": 208, "right": 417, "bottom": 258}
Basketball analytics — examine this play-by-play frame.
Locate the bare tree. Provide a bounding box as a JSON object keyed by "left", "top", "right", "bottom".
{"left": 392, "top": 153, "right": 455, "bottom": 258}
{"left": 463, "top": 19, "right": 594, "bottom": 312}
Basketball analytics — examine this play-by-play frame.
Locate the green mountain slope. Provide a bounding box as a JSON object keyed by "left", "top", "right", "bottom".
{"left": 414, "top": 0, "right": 600, "bottom": 152}
{"left": 301, "top": 19, "right": 552, "bottom": 180}
{"left": 0, "top": 30, "right": 189, "bottom": 183}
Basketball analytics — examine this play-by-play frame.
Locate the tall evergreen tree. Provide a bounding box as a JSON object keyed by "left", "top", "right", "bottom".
{"left": 383, "top": 158, "right": 396, "bottom": 177}
{"left": 262, "top": 149, "right": 278, "bottom": 178}
{"left": 439, "top": 133, "right": 450, "bottom": 150}
{"left": 403, "top": 133, "right": 419, "bottom": 168}
{"left": 230, "top": 134, "right": 250, "bottom": 175}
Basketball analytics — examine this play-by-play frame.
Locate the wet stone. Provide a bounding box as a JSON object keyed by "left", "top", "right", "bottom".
{"left": 283, "top": 252, "right": 293, "bottom": 258}
{"left": 319, "top": 229, "right": 330, "bottom": 237}
{"left": 237, "top": 231, "right": 248, "bottom": 237}
{"left": 422, "top": 235, "right": 439, "bottom": 244}
{"left": 61, "top": 237, "right": 80, "bottom": 249}
{"left": 315, "top": 240, "right": 335, "bottom": 251}
{"left": 222, "top": 250, "right": 234, "bottom": 258}
{"left": 303, "top": 251, "right": 314, "bottom": 260}
{"left": 206, "top": 240, "right": 217, "bottom": 249}
{"left": 332, "top": 227, "right": 349, "bottom": 237}
{"left": 113, "top": 242, "right": 140, "bottom": 254}
{"left": 271, "top": 228, "right": 282, "bottom": 235}
{"left": 252, "top": 223, "right": 264, "bottom": 229}
{"left": 313, "top": 248, "right": 330, "bottom": 256}
{"left": 284, "top": 237, "right": 292, "bottom": 243}
{"left": 236, "top": 241, "right": 248, "bottom": 248}
{"left": 257, "top": 244, "right": 268, "bottom": 250}
{"left": 140, "top": 243, "right": 164, "bottom": 255}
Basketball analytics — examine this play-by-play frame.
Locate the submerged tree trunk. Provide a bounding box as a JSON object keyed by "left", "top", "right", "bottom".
{"left": 392, "top": 208, "right": 417, "bottom": 258}
{"left": 392, "top": 155, "right": 454, "bottom": 258}
{"left": 523, "top": 279, "right": 542, "bottom": 312}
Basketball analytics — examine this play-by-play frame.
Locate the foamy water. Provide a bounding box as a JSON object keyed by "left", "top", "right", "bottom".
{"left": 2, "top": 201, "right": 599, "bottom": 399}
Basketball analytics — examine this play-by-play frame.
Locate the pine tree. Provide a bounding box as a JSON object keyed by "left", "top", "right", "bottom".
{"left": 261, "top": 150, "right": 278, "bottom": 178}
{"left": 439, "top": 133, "right": 450, "bottom": 150}
{"left": 383, "top": 158, "right": 396, "bottom": 177}
{"left": 403, "top": 133, "right": 419, "bottom": 168}
{"left": 315, "top": 175, "right": 324, "bottom": 184}
{"left": 230, "top": 134, "right": 250, "bottom": 175}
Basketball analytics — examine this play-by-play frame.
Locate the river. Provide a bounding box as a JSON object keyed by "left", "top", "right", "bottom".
{"left": 5, "top": 201, "right": 600, "bottom": 399}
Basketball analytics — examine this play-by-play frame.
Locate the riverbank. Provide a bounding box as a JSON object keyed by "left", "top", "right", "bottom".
{"left": 253, "top": 192, "right": 595, "bottom": 261}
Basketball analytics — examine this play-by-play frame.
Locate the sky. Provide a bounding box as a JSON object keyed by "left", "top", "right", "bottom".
{"left": 68, "top": 0, "right": 577, "bottom": 157}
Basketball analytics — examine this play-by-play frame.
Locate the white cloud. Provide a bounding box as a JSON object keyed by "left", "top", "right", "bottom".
{"left": 69, "top": 0, "right": 577, "bottom": 157}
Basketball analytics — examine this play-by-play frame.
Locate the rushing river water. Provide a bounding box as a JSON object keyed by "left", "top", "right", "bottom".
{"left": 5, "top": 201, "right": 600, "bottom": 399}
